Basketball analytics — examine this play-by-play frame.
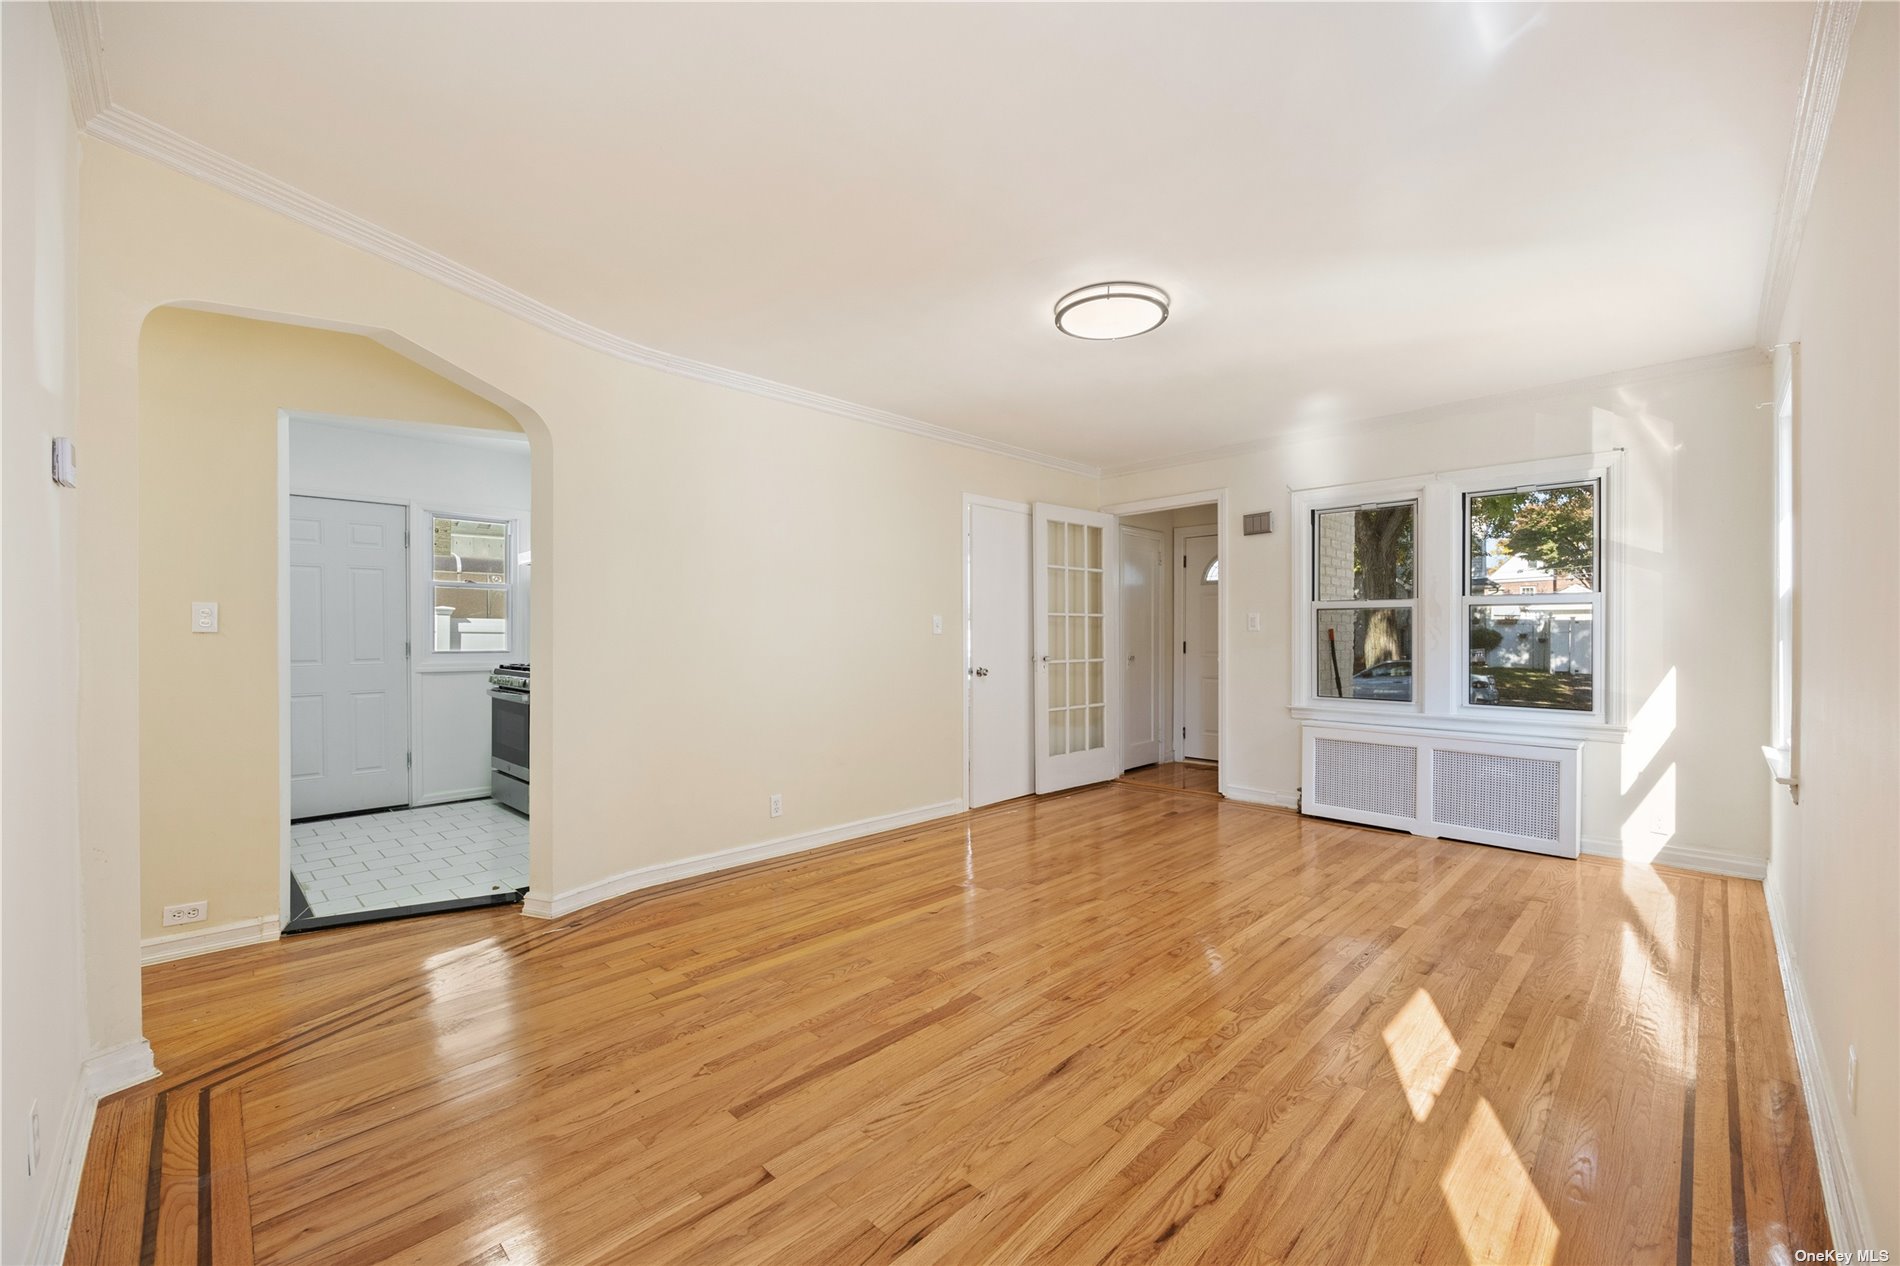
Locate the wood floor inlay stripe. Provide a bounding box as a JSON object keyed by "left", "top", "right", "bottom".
{"left": 67, "top": 784, "right": 1828, "bottom": 1265}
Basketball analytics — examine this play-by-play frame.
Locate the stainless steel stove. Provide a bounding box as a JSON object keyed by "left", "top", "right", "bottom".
{"left": 488, "top": 663, "right": 529, "bottom": 815}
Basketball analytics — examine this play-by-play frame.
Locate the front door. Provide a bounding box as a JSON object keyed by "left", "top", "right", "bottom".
{"left": 1034, "top": 504, "right": 1119, "bottom": 793}
{"left": 967, "top": 501, "right": 1033, "bottom": 808}
{"left": 288, "top": 496, "right": 411, "bottom": 818}
{"left": 1178, "top": 528, "right": 1219, "bottom": 762}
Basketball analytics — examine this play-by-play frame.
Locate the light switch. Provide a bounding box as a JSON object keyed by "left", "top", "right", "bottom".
{"left": 191, "top": 602, "right": 219, "bottom": 633}
{"left": 931, "top": 614, "right": 943, "bottom": 634}
{"left": 1246, "top": 611, "right": 1262, "bottom": 632}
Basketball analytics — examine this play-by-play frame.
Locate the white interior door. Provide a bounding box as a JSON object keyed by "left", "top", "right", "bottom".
{"left": 967, "top": 501, "right": 1033, "bottom": 808}
{"left": 1120, "top": 526, "right": 1164, "bottom": 770}
{"left": 1034, "top": 504, "right": 1119, "bottom": 793}
{"left": 1178, "top": 528, "right": 1220, "bottom": 762}
{"left": 289, "top": 495, "right": 411, "bottom": 818}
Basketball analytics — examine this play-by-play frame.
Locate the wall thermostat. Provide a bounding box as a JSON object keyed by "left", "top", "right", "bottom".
{"left": 50, "top": 437, "right": 77, "bottom": 488}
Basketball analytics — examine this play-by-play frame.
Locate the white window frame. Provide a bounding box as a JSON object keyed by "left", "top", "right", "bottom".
{"left": 1765, "top": 343, "right": 1799, "bottom": 793}
{"left": 1291, "top": 480, "right": 1429, "bottom": 720}
{"left": 425, "top": 510, "right": 518, "bottom": 658}
{"left": 1457, "top": 473, "right": 1606, "bottom": 727}
{"left": 1291, "top": 454, "right": 1625, "bottom": 741}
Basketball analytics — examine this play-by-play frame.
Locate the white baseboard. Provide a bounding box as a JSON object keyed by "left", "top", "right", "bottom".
{"left": 140, "top": 914, "right": 281, "bottom": 965}
{"left": 412, "top": 788, "right": 492, "bottom": 808}
{"left": 83, "top": 1038, "right": 159, "bottom": 1098}
{"left": 523, "top": 799, "right": 966, "bottom": 920}
{"left": 1580, "top": 835, "right": 1767, "bottom": 879}
{"left": 23, "top": 1074, "right": 94, "bottom": 1266}
{"left": 1222, "top": 784, "right": 1300, "bottom": 810}
{"left": 23, "top": 1040, "right": 158, "bottom": 1265}
{"left": 1764, "top": 872, "right": 1875, "bottom": 1255}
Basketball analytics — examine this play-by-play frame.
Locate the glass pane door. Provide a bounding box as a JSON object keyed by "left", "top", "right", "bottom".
{"left": 1033, "top": 504, "right": 1119, "bottom": 792}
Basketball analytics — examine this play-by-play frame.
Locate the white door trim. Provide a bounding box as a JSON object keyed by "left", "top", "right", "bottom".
{"left": 1099, "top": 490, "right": 1229, "bottom": 795}
{"left": 962, "top": 493, "right": 1031, "bottom": 810}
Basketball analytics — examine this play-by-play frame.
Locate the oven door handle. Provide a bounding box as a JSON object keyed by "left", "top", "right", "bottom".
{"left": 488, "top": 689, "right": 530, "bottom": 702}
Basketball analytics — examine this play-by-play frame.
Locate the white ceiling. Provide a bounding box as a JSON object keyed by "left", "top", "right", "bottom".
{"left": 95, "top": 2, "right": 1813, "bottom": 470}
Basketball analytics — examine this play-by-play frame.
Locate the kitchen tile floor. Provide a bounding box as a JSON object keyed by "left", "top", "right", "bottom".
{"left": 290, "top": 799, "right": 528, "bottom": 920}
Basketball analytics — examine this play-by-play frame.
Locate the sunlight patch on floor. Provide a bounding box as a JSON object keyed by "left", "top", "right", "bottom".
{"left": 1382, "top": 987, "right": 1461, "bottom": 1122}
{"left": 1438, "top": 1098, "right": 1559, "bottom": 1265}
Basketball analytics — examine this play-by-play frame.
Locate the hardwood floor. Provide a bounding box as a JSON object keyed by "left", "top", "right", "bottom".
{"left": 67, "top": 783, "right": 1826, "bottom": 1265}
{"left": 1119, "top": 762, "right": 1221, "bottom": 797}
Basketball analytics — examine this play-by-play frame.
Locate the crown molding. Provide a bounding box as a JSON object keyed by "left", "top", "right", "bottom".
{"left": 50, "top": 0, "right": 1809, "bottom": 483}
{"left": 1098, "top": 346, "right": 1767, "bottom": 480}
{"left": 47, "top": 1, "right": 110, "bottom": 126}
{"left": 1755, "top": 1, "right": 1861, "bottom": 347}
{"left": 72, "top": 100, "right": 1100, "bottom": 478}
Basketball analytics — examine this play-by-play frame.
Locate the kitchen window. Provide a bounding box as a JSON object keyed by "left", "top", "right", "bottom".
{"left": 432, "top": 514, "right": 511, "bottom": 652}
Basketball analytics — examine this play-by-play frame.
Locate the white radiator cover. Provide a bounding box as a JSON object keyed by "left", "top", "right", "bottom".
{"left": 1301, "top": 723, "right": 1581, "bottom": 858}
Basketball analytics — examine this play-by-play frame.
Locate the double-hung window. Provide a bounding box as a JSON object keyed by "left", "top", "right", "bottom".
{"left": 1310, "top": 500, "right": 1417, "bottom": 703}
{"left": 1295, "top": 458, "right": 1615, "bottom": 729}
{"left": 432, "top": 514, "right": 511, "bottom": 652}
{"left": 1463, "top": 481, "right": 1601, "bottom": 715}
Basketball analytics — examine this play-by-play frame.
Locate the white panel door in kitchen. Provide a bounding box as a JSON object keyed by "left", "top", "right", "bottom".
{"left": 289, "top": 495, "right": 411, "bottom": 818}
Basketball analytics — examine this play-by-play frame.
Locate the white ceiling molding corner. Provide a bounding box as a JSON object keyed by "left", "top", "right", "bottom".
{"left": 1098, "top": 346, "right": 1767, "bottom": 481}
{"left": 1755, "top": 0, "right": 1862, "bottom": 348}
{"left": 55, "top": 42, "right": 1100, "bottom": 482}
{"left": 47, "top": 0, "right": 109, "bottom": 128}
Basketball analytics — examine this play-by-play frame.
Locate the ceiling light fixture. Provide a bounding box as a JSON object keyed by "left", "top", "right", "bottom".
{"left": 1053, "top": 281, "right": 1170, "bottom": 340}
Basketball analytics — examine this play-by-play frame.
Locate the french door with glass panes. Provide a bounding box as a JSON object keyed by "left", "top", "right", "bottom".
{"left": 1033, "top": 504, "right": 1119, "bottom": 792}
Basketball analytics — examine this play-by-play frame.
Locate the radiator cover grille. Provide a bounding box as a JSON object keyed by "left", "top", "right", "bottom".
{"left": 1312, "top": 737, "right": 1416, "bottom": 819}
{"left": 1300, "top": 724, "right": 1579, "bottom": 859}
{"left": 1430, "top": 748, "right": 1562, "bottom": 843}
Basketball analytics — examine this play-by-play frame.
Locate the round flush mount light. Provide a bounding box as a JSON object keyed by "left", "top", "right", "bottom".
{"left": 1053, "top": 280, "right": 1170, "bottom": 340}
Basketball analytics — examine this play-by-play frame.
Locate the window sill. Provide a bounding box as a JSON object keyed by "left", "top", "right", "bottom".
{"left": 1290, "top": 706, "right": 1625, "bottom": 745}
{"left": 416, "top": 657, "right": 511, "bottom": 675}
{"left": 1760, "top": 745, "right": 1797, "bottom": 786}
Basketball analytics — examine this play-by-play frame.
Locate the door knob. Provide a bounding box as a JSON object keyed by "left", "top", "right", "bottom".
{"left": 974, "top": 667, "right": 989, "bottom": 677}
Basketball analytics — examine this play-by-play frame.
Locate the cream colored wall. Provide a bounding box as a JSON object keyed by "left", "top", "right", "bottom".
{"left": 137, "top": 308, "right": 519, "bottom": 940}
{"left": 2, "top": 7, "right": 96, "bottom": 1258}
{"left": 1767, "top": 4, "right": 1899, "bottom": 1245}
{"left": 75, "top": 140, "right": 1095, "bottom": 1045}
{"left": 1100, "top": 360, "right": 1774, "bottom": 869}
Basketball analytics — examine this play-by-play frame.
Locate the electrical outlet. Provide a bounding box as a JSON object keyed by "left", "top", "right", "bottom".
{"left": 931, "top": 614, "right": 943, "bottom": 634}
{"left": 768, "top": 793, "right": 783, "bottom": 819}
{"left": 163, "top": 900, "right": 208, "bottom": 927}
{"left": 1246, "top": 611, "right": 1262, "bottom": 632}
{"left": 26, "top": 1100, "right": 39, "bottom": 1177}
{"left": 1847, "top": 1045, "right": 1858, "bottom": 1112}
